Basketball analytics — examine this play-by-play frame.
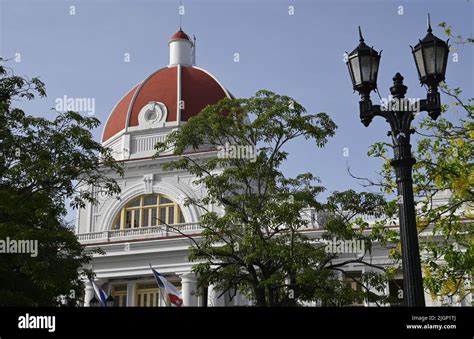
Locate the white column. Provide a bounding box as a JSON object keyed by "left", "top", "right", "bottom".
{"left": 233, "top": 291, "right": 251, "bottom": 306}
{"left": 179, "top": 272, "right": 198, "bottom": 306}
{"left": 127, "top": 281, "right": 135, "bottom": 306}
{"left": 84, "top": 280, "right": 94, "bottom": 307}
{"left": 197, "top": 285, "right": 205, "bottom": 307}
{"left": 208, "top": 284, "right": 226, "bottom": 307}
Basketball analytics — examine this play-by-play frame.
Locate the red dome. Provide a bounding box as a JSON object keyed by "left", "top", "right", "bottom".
{"left": 170, "top": 30, "right": 191, "bottom": 41}
{"left": 102, "top": 66, "right": 231, "bottom": 142}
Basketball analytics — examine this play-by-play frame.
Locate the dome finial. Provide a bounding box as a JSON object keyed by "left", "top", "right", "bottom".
{"left": 427, "top": 13, "right": 432, "bottom": 33}
{"left": 358, "top": 26, "right": 364, "bottom": 43}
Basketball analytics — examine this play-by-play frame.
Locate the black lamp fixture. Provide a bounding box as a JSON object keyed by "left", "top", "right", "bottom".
{"left": 345, "top": 15, "right": 449, "bottom": 307}
{"left": 346, "top": 27, "right": 382, "bottom": 127}
{"left": 411, "top": 14, "right": 450, "bottom": 120}
{"left": 411, "top": 14, "right": 449, "bottom": 87}
{"left": 347, "top": 26, "right": 381, "bottom": 100}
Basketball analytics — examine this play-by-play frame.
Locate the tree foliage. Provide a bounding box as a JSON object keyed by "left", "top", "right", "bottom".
{"left": 0, "top": 60, "right": 122, "bottom": 305}
{"left": 156, "top": 90, "right": 393, "bottom": 306}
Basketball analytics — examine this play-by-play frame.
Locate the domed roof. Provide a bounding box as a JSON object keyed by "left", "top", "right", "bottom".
{"left": 170, "top": 29, "right": 191, "bottom": 42}
{"left": 102, "top": 65, "right": 231, "bottom": 142}
{"left": 102, "top": 30, "right": 232, "bottom": 143}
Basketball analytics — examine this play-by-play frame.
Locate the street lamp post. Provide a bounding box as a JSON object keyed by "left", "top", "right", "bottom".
{"left": 345, "top": 15, "right": 449, "bottom": 307}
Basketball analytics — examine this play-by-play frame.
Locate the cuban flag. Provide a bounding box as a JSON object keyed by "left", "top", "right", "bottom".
{"left": 150, "top": 265, "right": 183, "bottom": 307}
{"left": 90, "top": 279, "right": 109, "bottom": 306}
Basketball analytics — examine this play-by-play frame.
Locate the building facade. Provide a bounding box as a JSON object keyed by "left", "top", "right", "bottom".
{"left": 77, "top": 29, "right": 245, "bottom": 307}
{"left": 76, "top": 30, "right": 470, "bottom": 307}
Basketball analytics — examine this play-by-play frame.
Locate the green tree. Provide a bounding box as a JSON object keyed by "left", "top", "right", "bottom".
{"left": 0, "top": 60, "right": 122, "bottom": 306}
{"left": 156, "top": 90, "right": 393, "bottom": 306}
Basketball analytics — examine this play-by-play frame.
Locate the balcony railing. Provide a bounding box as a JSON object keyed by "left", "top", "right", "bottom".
{"left": 77, "top": 222, "right": 203, "bottom": 244}
{"left": 77, "top": 212, "right": 392, "bottom": 245}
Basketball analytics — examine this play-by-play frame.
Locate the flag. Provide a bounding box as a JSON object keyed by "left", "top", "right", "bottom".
{"left": 150, "top": 265, "right": 183, "bottom": 307}
{"left": 90, "top": 279, "right": 109, "bottom": 306}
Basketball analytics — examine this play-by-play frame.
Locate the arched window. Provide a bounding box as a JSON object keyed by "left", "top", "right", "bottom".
{"left": 112, "top": 194, "right": 185, "bottom": 230}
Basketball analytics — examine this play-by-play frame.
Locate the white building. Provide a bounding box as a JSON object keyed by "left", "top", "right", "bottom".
{"left": 76, "top": 30, "right": 470, "bottom": 307}
{"left": 77, "top": 29, "right": 240, "bottom": 307}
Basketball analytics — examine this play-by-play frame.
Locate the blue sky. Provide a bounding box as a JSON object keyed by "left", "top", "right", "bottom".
{"left": 1, "top": 0, "right": 473, "bottom": 222}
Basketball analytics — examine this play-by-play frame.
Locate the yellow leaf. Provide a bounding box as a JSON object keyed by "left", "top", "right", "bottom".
{"left": 452, "top": 177, "right": 469, "bottom": 197}
{"left": 435, "top": 175, "right": 444, "bottom": 188}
